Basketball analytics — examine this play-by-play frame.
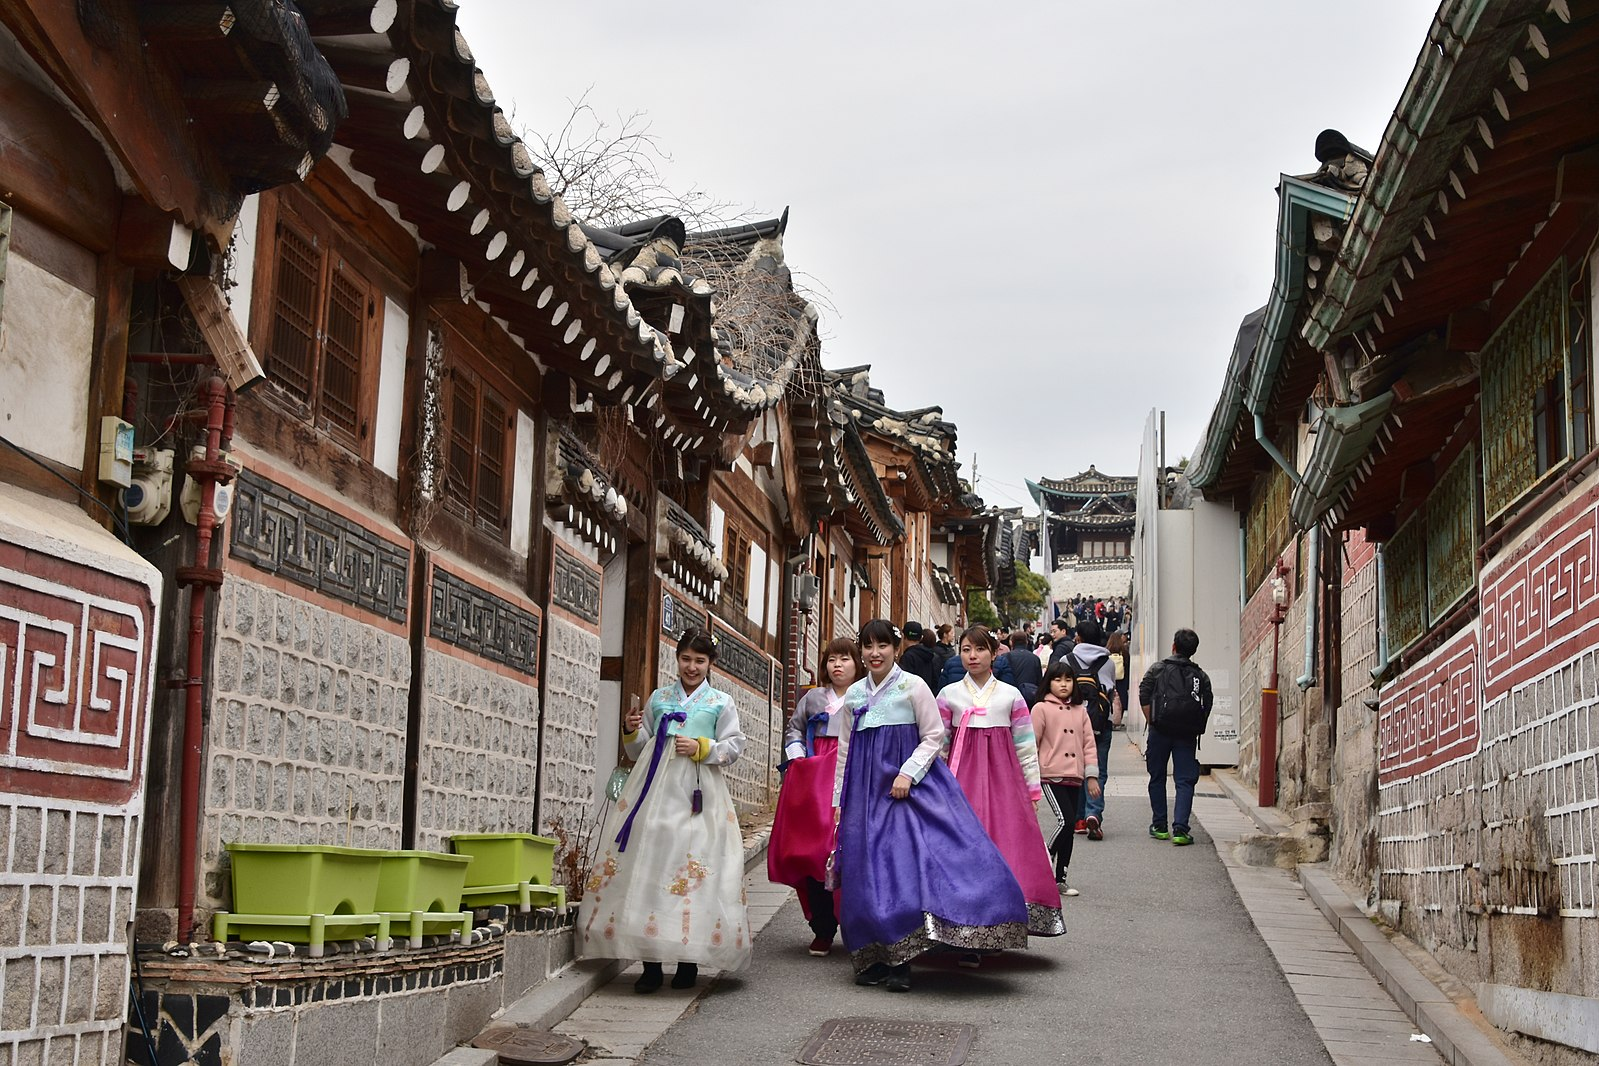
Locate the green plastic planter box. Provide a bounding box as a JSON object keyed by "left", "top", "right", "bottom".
{"left": 375, "top": 850, "right": 473, "bottom": 947}
{"left": 214, "top": 843, "right": 386, "bottom": 953}
{"left": 450, "top": 832, "right": 565, "bottom": 912}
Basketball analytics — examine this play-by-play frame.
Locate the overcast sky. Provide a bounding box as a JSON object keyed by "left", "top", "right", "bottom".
{"left": 454, "top": 1, "right": 1440, "bottom": 513}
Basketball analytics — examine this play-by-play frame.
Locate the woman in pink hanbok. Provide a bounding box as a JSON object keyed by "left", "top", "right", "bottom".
{"left": 937, "top": 625, "right": 1064, "bottom": 954}
{"left": 767, "top": 637, "right": 860, "bottom": 957}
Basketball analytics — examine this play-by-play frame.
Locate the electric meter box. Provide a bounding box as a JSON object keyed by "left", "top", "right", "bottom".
{"left": 98, "top": 417, "right": 135, "bottom": 488}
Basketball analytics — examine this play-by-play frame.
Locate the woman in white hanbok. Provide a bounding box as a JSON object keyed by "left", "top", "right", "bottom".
{"left": 577, "top": 628, "right": 750, "bottom": 993}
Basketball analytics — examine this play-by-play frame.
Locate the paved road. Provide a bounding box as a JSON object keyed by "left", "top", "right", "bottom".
{"left": 634, "top": 786, "right": 1335, "bottom": 1066}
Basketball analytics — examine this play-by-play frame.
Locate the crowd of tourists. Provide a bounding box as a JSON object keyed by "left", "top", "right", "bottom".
{"left": 574, "top": 610, "right": 1212, "bottom": 995}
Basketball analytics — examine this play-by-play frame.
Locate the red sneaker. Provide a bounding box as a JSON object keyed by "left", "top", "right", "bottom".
{"left": 1085, "top": 815, "right": 1103, "bottom": 841}
{"left": 1074, "top": 819, "right": 1088, "bottom": 835}
{"left": 808, "top": 937, "right": 832, "bottom": 957}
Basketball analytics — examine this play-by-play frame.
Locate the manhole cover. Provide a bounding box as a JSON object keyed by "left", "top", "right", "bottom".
{"left": 797, "top": 1017, "right": 976, "bottom": 1066}
{"left": 470, "top": 1026, "right": 585, "bottom": 1065}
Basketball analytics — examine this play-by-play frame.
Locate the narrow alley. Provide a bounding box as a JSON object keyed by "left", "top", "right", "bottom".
{"left": 535, "top": 758, "right": 1457, "bottom": 1066}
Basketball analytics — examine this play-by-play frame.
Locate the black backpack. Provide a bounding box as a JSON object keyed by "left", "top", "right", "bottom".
{"left": 1069, "top": 649, "right": 1113, "bottom": 735}
{"left": 1152, "top": 659, "right": 1210, "bottom": 737}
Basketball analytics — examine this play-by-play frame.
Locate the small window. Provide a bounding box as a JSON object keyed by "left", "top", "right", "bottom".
{"left": 722, "top": 522, "right": 751, "bottom": 614}
{"left": 1570, "top": 296, "right": 1591, "bottom": 458}
{"left": 263, "top": 214, "right": 377, "bottom": 449}
{"left": 442, "top": 363, "right": 511, "bottom": 537}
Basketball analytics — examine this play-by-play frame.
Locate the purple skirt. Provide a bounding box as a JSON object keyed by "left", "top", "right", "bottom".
{"left": 835, "top": 722, "right": 1029, "bottom": 970}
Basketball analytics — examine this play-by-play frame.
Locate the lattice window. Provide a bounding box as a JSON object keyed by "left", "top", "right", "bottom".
{"left": 1426, "top": 446, "right": 1478, "bottom": 622}
{"left": 1245, "top": 460, "right": 1292, "bottom": 592}
{"left": 722, "top": 522, "right": 751, "bottom": 613}
{"left": 1481, "top": 262, "right": 1568, "bottom": 519}
{"left": 1385, "top": 511, "right": 1427, "bottom": 652}
{"left": 263, "top": 215, "right": 375, "bottom": 449}
{"left": 442, "top": 363, "right": 512, "bottom": 538}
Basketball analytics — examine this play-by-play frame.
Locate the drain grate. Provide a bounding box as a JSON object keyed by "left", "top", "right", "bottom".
{"left": 797, "top": 1017, "right": 977, "bottom": 1066}
{"left": 470, "top": 1026, "right": 585, "bottom": 1065}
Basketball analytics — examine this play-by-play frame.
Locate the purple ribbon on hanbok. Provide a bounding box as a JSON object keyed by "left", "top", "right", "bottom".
{"left": 614, "top": 710, "right": 687, "bottom": 853}
{"left": 803, "top": 712, "right": 830, "bottom": 758}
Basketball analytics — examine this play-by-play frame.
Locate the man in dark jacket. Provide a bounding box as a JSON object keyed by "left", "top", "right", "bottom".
{"left": 1004, "top": 629, "right": 1043, "bottom": 704}
{"left": 1045, "top": 617, "right": 1074, "bottom": 668}
{"left": 897, "top": 622, "right": 943, "bottom": 692}
{"left": 1138, "top": 627, "right": 1214, "bottom": 847}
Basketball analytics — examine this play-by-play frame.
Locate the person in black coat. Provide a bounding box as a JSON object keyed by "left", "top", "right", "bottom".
{"left": 897, "top": 621, "right": 943, "bottom": 692}
{"left": 1003, "top": 629, "right": 1043, "bottom": 705}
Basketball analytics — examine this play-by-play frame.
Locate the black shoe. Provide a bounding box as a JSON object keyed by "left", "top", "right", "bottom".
{"left": 670, "top": 962, "right": 698, "bottom": 989}
{"left": 634, "top": 962, "right": 664, "bottom": 994}
{"left": 885, "top": 963, "right": 911, "bottom": 992}
{"left": 854, "top": 962, "right": 891, "bottom": 986}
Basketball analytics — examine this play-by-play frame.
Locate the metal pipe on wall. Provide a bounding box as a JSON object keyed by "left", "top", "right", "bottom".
{"left": 1296, "top": 525, "right": 1320, "bottom": 690}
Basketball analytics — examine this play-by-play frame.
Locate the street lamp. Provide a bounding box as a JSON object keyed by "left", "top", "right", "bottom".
{"left": 1259, "top": 560, "right": 1290, "bottom": 808}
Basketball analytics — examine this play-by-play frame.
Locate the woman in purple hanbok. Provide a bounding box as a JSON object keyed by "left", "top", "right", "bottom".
{"left": 938, "top": 625, "right": 1064, "bottom": 949}
{"left": 832, "top": 620, "right": 1029, "bottom": 993}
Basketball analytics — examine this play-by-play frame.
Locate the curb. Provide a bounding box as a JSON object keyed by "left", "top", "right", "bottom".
{"left": 1297, "top": 866, "right": 1523, "bottom": 1066}
{"left": 1210, "top": 768, "right": 1290, "bottom": 835}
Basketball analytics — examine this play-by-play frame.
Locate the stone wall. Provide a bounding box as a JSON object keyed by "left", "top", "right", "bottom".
{"left": 1331, "top": 535, "right": 1380, "bottom": 893}
{"left": 204, "top": 577, "right": 409, "bottom": 908}
{"left": 538, "top": 614, "right": 602, "bottom": 842}
{"left": 415, "top": 649, "right": 539, "bottom": 853}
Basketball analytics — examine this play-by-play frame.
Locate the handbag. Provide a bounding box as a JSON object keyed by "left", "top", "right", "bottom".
{"left": 604, "top": 765, "right": 631, "bottom": 801}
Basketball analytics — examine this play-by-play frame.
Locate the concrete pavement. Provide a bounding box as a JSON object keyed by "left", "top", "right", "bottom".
{"left": 480, "top": 739, "right": 1527, "bottom": 1065}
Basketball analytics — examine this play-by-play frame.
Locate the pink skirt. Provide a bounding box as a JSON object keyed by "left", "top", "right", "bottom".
{"left": 768, "top": 738, "right": 838, "bottom": 902}
{"left": 948, "top": 729, "right": 1064, "bottom": 935}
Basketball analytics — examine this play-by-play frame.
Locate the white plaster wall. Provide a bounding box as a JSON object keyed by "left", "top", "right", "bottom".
{"left": 0, "top": 254, "right": 93, "bottom": 468}
{"left": 228, "top": 195, "right": 259, "bottom": 331}
{"left": 748, "top": 543, "right": 767, "bottom": 626}
{"left": 509, "top": 410, "right": 536, "bottom": 556}
{"left": 372, "top": 297, "right": 409, "bottom": 478}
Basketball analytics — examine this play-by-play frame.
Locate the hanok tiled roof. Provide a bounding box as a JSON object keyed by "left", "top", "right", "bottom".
{"left": 307, "top": 0, "right": 682, "bottom": 406}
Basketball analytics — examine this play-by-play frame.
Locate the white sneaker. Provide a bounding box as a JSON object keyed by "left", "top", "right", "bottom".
{"left": 1058, "top": 876, "right": 1080, "bottom": 897}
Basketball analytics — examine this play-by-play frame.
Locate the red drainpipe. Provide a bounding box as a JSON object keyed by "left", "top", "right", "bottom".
{"left": 174, "top": 375, "right": 235, "bottom": 943}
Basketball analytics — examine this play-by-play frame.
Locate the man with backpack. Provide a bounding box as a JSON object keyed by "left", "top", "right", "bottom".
{"left": 1066, "top": 618, "right": 1118, "bottom": 839}
{"left": 1138, "top": 628, "right": 1214, "bottom": 847}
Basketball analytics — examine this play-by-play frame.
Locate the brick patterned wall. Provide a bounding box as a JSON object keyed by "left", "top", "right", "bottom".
{"left": 415, "top": 650, "right": 539, "bottom": 853}
{"left": 203, "top": 578, "right": 409, "bottom": 908}
{"left": 2, "top": 507, "right": 162, "bottom": 1066}
{"left": 1, "top": 799, "right": 141, "bottom": 1066}
{"left": 538, "top": 616, "right": 602, "bottom": 840}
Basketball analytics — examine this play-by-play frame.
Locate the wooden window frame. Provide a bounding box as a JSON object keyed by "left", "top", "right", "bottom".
{"left": 439, "top": 333, "right": 515, "bottom": 543}
{"left": 721, "top": 521, "right": 751, "bottom": 615}
{"left": 252, "top": 191, "right": 382, "bottom": 458}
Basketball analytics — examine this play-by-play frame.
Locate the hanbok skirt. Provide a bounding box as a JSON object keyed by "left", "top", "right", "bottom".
{"left": 577, "top": 749, "right": 751, "bottom": 970}
{"left": 950, "top": 729, "right": 1065, "bottom": 935}
{"left": 835, "top": 722, "right": 1029, "bottom": 970}
{"left": 767, "top": 737, "right": 839, "bottom": 923}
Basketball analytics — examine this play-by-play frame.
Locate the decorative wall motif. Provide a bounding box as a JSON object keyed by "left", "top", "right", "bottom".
{"left": 1481, "top": 484, "right": 1599, "bottom": 702}
{"left": 0, "top": 544, "right": 154, "bottom": 804}
{"left": 551, "top": 544, "right": 601, "bottom": 625}
{"left": 231, "top": 469, "right": 410, "bottom": 622}
{"left": 1377, "top": 626, "right": 1479, "bottom": 784}
{"left": 429, "top": 569, "right": 540, "bottom": 678}
{"left": 710, "top": 621, "right": 772, "bottom": 696}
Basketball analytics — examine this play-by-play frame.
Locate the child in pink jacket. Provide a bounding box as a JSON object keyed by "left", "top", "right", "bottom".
{"left": 1031, "top": 663, "right": 1102, "bottom": 896}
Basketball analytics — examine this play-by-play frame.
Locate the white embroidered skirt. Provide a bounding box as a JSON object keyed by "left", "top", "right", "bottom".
{"left": 577, "top": 749, "right": 751, "bottom": 970}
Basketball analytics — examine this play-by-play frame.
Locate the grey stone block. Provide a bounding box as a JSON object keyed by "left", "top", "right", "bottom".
{"left": 237, "top": 1007, "right": 295, "bottom": 1066}
{"left": 431, "top": 1050, "right": 496, "bottom": 1066}
{"left": 503, "top": 930, "right": 552, "bottom": 1002}
{"left": 443, "top": 980, "right": 499, "bottom": 1046}
{"left": 375, "top": 987, "right": 452, "bottom": 1066}
{"left": 294, "top": 999, "right": 379, "bottom": 1066}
